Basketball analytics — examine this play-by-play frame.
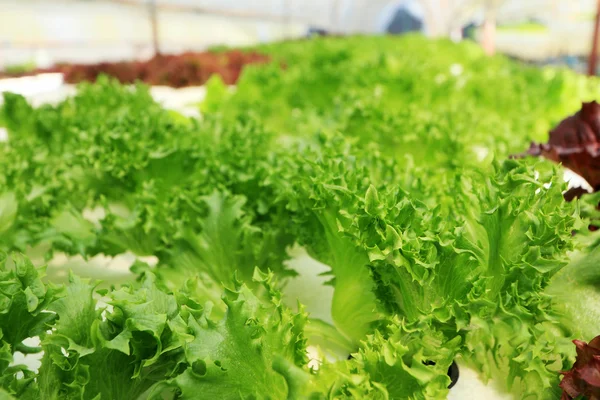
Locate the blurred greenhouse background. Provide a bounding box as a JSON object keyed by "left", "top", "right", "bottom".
{"left": 1, "top": 0, "right": 599, "bottom": 72}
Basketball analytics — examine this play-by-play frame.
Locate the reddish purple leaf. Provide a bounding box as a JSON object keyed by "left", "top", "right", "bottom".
{"left": 560, "top": 335, "right": 600, "bottom": 400}
{"left": 0, "top": 50, "right": 272, "bottom": 88}
{"left": 527, "top": 101, "right": 600, "bottom": 191}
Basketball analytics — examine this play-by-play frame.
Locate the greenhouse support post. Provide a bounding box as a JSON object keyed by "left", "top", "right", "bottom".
{"left": 481, "top": 1, "right": 496, "bottom": 56}
{"left": 149, "top": 0, "right": 160, "bottom": 56}
{"left": 589, "top": 0, "right": 600, "bottom": 76}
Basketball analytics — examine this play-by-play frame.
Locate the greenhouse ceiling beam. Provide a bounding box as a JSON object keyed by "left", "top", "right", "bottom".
{"left": 107, "top": 0, "right": 319, "bottom": 27}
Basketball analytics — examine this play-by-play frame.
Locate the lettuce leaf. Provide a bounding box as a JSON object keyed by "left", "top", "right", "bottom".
{"left": 547, "top": 245, "right": 600, "bottom": 346}
{"left": 0, "top": 253, "right": 62, "bottom": 399}
{"left": 0, "top": 254, "right": 316, "bottom": 399}
{"left": 170, "top": 269, "right": 309, "bottom": 399}
{"left": 345, "top": 316, "right": 461, "bottom": 399}
{"left": 361, "top": 160, "right": 578, "bottom": 398}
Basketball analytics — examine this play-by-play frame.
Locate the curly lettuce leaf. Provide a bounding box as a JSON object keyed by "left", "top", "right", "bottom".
{"left": 36, "top": 272, "right": 189, "bottom": 400}
{"left": 0, "top": 253, "right": 62, "bottom": 398}
{"left": 345, "top": 316, "right": 461, "bottom": 400}
{"left": 311, "top": 157, "right": 580, "bottom": 398}
{"left": 146, "top": 190, "right": 295, "bottom": 321}
{"left": 0, "top": 253, "right": 61, "bottom": 356}
{"left": 171, "top": 270, "right": 310, "bottom": 399}
{"left": 1, "top": 255, "right": 359, "bottom": 400}
{"left": 269, "top": 137, "right": 386, "bottom": 346}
